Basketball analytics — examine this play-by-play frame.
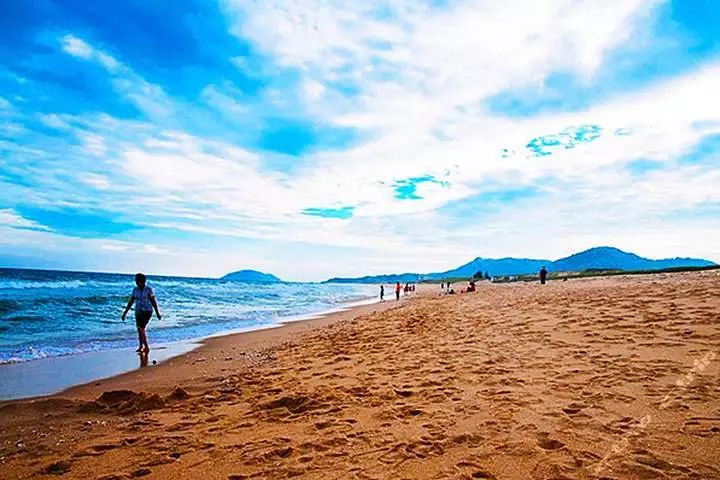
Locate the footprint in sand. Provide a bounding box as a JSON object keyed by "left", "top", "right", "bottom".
{"left": 72, "top": 442, "right": 119, "bottom": 458}
{"left": 683, "top": 416, "right": 720, "bottom": 437}
{"left": 562, "top": 402, "right": 589, "bottom": 415}
{"left": 456, "top": 460, "right": 497, "bottom": 479}
{"left": 41, "top": 460, "right": 72, "bottom": 475}
{"left": 536, "top": 432, "right": 565, "bottom": 450}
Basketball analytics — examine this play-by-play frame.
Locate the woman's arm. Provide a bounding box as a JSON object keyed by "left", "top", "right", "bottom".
{"left": 122, "top": 296, "right": 135, "bottom": 321}
{"left": 150, "top": 296, "right": 162, "bottom": 320}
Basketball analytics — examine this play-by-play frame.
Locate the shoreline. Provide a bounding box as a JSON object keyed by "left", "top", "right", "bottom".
{"left": 0, "top": 291, "right": 408, "bottom": 403}
{"left": 0, "top": 278, "right": 378, "bottom": 367}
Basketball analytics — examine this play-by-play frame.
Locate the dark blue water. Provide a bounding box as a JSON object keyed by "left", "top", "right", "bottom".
{"left": 0, "top": 268, "right": 376, "bottom": 364}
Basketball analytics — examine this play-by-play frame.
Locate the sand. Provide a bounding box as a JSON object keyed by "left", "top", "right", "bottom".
{"left": 1, "top": 271, "right": 719, "bottom": 479}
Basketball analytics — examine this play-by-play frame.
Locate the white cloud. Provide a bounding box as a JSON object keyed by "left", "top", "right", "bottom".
{"left": 100, "top": 242, "right": 130, "bottom": 252}
{"left": 96, "top": 52, "right": 120, "bottom": 71}
{"left": 38, "top": 113, "right": 71, "bottom": 130}
{"left": 60, "top": 34, "right": 93, "bottom": 59}
{"left": 226, "top": 0, "right": 660, "bottom": 108}
{"left": 81, "top": 173, "right": 111, "bottom": 189}
{"left": 142, "top": 244, "right": 171, "bottom": 255}
{"left": 81, "top": 133, "right": 107, "bottom": 156}
{"left": 99, "top": 242, "right": 171, "bottom": 256}
{"left": 302, "top": 79, "right": 327, "bottom": 102}
{"left": 0, "top": 209, "right": 49, "bottom": 231}
{"left": 58, "top": 34, "right": 172, "bottom": 118}
{"left": 200, "top": 84, "right": 249, "bottom": 118}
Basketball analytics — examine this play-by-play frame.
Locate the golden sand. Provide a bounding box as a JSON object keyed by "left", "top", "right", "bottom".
{"left": 1, "top": 271, "right": 718, "bottom": 479}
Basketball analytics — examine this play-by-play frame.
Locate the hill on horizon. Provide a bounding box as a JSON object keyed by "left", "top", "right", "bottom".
{"left": 220, "top": 269, "right": 282, "bottom": 283}
{"left": 550, "top": 246, "right": 713, "bottom": 272}
{"left": 325, "top": 246, "right": 716, "bottom": 283}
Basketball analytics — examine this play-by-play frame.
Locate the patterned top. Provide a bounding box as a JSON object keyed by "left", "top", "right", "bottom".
{"left": 132, "top": 286, "right": 155, "bottom": 312}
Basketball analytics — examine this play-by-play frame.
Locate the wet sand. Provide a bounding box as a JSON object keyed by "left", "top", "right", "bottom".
{"left": 0, "top": 342, "right": 200, "bottom": 401}
{"left": 1, "top": 272, "right": 719, "bottom": 479}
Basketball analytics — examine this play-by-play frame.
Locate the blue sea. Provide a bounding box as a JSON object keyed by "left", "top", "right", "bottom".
{"left": 0, "top": 268, "right": 376, "bottom": 365}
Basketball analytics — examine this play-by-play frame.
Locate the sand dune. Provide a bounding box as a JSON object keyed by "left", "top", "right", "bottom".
{"left": 1, "top": 271, "right": 719, "bottom": 479}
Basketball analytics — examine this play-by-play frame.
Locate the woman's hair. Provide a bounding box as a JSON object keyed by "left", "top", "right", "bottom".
{"left": 135, "top": 273, "right": 146, "bottom": 284}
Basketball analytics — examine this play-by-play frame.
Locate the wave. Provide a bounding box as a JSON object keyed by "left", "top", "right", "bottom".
{"left": 0, "top": 295, "right": 126, "bottom": 315}
{"left": 0, "top": 344, "right": 100, "bottom": 365}
{"left": 0, "top": 271, "right": 377, "bottom": 365}
{"left": 0, "top": 280, "right": 91, "bottom": 290}
{"left": 0, "top": 293, "right": 374, "bottom": 364}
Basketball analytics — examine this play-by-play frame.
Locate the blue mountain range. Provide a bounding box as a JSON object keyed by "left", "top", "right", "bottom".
{"left": 324, "top": 247, "right": 715, "bottom": 283}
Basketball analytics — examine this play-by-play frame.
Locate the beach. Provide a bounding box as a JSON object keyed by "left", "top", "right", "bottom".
{"left": 1, "top": 271, "right": 719, "bottom": 479}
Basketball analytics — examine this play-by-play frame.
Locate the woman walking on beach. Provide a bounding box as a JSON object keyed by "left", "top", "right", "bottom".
{"left": 122, "top": 273, "right": 162, "bottom": 353}
{"left": 395, "top": 282, "right": 401, "bottom": 301}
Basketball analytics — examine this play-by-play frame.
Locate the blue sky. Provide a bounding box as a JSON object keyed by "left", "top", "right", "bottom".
{"left": 1, "top": 0, "right": 719, "bottom": 280}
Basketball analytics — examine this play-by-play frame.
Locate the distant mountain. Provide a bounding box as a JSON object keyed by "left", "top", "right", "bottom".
{"left": 324, "top": 247, "right": 715, "bottom": 283}
{"left": 434, "top": 257, "right": 549, "bottom": 278}
{"left": 325, "top": 258, "right": 548, "bottom": 284}
{"left": 551, "top": 246, "right": 715, "bottom": 272}
{"left": 325, "top": 273, "right": 424, "bottom": 284}
{"left": 220, "top": 269, "right": 282, "bottom": 283}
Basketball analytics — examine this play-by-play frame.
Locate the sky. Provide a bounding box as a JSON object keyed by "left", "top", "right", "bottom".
{"left": 0, "top": 0, "right": 719, "bottom": 281}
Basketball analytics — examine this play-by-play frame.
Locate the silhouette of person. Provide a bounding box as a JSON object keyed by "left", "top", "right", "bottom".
{"left": 539, "top": 266, "right": 548, "bottom": 285}
{"left": 380, "top": 285, "right": 384, "bottom": 302}
{"left": 395, "top": 282, "right": 401, "bottom": 301}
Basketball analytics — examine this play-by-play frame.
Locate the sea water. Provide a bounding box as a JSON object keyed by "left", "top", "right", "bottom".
{"left": 0, "top": 268, "right": 376, "bottom": 365}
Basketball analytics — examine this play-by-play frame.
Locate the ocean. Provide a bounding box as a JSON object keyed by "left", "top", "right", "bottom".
{"left": 0, "top": 268, "right": 377, "bottom": 365}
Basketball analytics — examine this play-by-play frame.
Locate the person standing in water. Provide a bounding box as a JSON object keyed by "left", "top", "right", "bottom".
{"left": 539, "top": 266, "right": 548, "bottom": 285}
{"left": 395, "top": 281, "right": 401, "bottom": 301}
{"left": 380, "top": 284, "right": 385, "bottom": 302}
{"left": 122, "top": 273, "right": 162, "bottom": 353}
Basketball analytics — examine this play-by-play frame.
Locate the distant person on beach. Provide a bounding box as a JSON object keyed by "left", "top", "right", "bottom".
{"left": 380, "top": 285, "right": 385, "bottom": 302}
{"left": 539, "top": 266, "right": 548, "bottom": 285}
{"left": 395, "top": 282, "right": 401, "bottom": 301}
{"left": 122, "top": 273, "right": 162, "bottom": 353}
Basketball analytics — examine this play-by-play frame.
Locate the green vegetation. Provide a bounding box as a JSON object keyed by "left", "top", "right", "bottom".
{"left": 493, "top": 264, "right": 720, "bottom": 283}
{"left": 420, "top": 277, "right": 476, "bottom": 285}
{"left": 424, "top": 264, "right": 720, "bottom": 284}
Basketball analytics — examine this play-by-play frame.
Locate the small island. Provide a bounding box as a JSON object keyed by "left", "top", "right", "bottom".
{"left": 220, "top": 269, "right": 282, "bottom": 283}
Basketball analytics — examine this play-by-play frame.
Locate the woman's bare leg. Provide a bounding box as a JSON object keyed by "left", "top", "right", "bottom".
{"left": 139, "top": 327, "right": 150, "bottom": 352}
{"left": 136, "top": 328, "right": 143, "bottom": 352}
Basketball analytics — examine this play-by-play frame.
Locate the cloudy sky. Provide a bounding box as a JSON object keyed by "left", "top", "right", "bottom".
{"left": 0, "top": 0, "right": 718, "bottom": 280}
